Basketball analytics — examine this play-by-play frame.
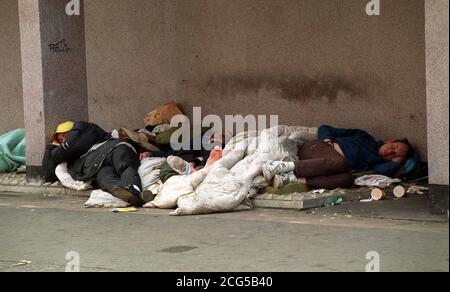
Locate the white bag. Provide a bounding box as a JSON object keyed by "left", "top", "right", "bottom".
{"left": 55, "top": 162, "right": 92, "bottom": 191}
{"left": 172, "top": 126, "right": 317, "bottom": 216}
{"left": 144, "top": 175, "right": 195, "bottom": 209}
{"left": 138, "top": 157, "right": 166, "bottom": 191}
{"left": 84, "top": 189, "right": 129, "bottom": 208}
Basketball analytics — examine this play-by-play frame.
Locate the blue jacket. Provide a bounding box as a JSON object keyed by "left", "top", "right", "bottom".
{"left": 318, "top": 125, "right": 401, "bottom": 176}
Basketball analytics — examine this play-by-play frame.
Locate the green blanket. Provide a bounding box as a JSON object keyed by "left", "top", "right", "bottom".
{"left": 0, "top": 129, "right": 26, "bottom": 173}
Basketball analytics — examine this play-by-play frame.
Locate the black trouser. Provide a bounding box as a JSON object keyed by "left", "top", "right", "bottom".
{"left": 96, "top": 145, "right": 142, "bottom": 195}
{"left": 294, "top": 141, "right": 354, "bottom": 190}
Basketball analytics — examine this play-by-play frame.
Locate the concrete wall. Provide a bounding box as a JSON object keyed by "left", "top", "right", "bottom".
{"left": 85, "top": 0, "right": 176, "bottom": 131}
{"left": 18, "top": 0, "right": 89, "bottom": 168}
{"left": 0, "top": 0, "right": 24, "bottom": 134}
{"left": 425, "top": 0, "right": 449, "bottom": 186}
{"left": 85, "top": 0, "right": 428, "bottom": 157}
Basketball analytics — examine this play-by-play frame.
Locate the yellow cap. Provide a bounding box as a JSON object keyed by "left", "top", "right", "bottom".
{"left": 55, "top": 121, "right": 74, "bottom": 134}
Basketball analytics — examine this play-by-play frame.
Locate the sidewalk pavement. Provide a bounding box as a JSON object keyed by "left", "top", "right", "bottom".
{"left": 0, "top": 172, "right": 382, "bottom": 211}
{"left": 0, "top": 191, "right": 447, "bottom": 272}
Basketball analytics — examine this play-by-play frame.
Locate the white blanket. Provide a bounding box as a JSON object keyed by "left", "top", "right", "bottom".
{"left": 84, "top": 190, "right": 129, "bottom": 208}
{"left": 138, "top": 157, "right": 166, "bottom": 191}
{"left": 55, "top": 162, "right": 92, "bottom": 191}
{"left": 144, "top": 125, "right": 318, "bottom": 216}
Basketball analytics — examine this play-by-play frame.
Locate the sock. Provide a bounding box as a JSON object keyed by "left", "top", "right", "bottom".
{"left": 206, "top": 146, "right": 223, "bottom": 166}
{"left": 188, "top": 162, "right": 197, "bottom": 174}
{"left": 288, "top": 172, "right": 298, "bottom": 183}
{"left": 286, "top": 162, "right": 296, "bottom": 172}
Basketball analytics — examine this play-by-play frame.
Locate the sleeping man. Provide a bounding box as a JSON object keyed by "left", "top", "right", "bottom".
{"left": 43, "top": 121, "right": 153, "bottom": 206}
{"left": 263, "top": 125, "right": 417, "bottom": 190}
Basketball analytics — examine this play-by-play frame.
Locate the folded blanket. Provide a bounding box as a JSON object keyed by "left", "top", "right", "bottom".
{"left": 0, "top": 129, "right": 26, "bottom": 173}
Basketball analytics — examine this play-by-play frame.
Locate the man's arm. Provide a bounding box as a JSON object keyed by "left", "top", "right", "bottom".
{"left": 50, "top": 122, "right": 109, "bottom": 165}
{"left": 50, "top": 127, "right": 86, "bottom": 165}
{"left": 318, "top": 125, "right": 367, "bottom": 141}
{"left": 374, "top": 161, "right": 402, "bottom": 177}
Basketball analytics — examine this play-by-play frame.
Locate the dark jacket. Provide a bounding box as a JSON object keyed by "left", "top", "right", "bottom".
{"left": 43, "top": 121, "right": 114, "bottom": 182}
{"left": 318, "top": 125, "right": 401, "bottom": 176}
{"left": 68, "top": 139, "right": 133, "bottom": 181}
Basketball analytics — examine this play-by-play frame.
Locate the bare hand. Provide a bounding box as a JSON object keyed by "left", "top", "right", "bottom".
{"left": 140, "top": 152, "right": 151, "bottom": 161}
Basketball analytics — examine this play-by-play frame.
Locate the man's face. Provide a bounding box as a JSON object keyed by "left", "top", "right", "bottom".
{"left": 56, "top": 132, "right": 68, "bottom": 143}
{"left": 379, "top": 142, "right": 409, "bottom": 163}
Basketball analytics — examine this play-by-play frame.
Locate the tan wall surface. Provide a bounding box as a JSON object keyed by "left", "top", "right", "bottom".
{"left": 425, "top": 0, "right": 449, "bottom": 185}
{"left": 85, "top": 0, "right": 428, "bottom": 157}
{"left": 85, "top": 0, "right": 177, "bottom": 131}
{"left": 0, "top": 0, "right": 24, "bottom": 134}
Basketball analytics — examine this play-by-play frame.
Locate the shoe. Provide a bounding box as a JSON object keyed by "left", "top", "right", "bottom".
{"left": 111, "top": 186, "right": 141, "bottom": 206}
{"left": 167, "top": 156, "right": 191, "bottom": 175}
{"left": 262, "top": 161, "right": 295, "bottom": 181}
{"left": 140, "top": 190, "right": 156, "bottom": 203}
{"left": 273, "top": 172, "right": 298, "bottom": 189}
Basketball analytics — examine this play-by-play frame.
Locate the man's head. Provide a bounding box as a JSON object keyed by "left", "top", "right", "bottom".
{"left": 52, "top": 121, "right": 74, "bottom": 144}
{"left": 378, "top": 138, "right": 413, "bottom": 163}
{"left": 55, "top": 132, "right": 69, "bottom": 143}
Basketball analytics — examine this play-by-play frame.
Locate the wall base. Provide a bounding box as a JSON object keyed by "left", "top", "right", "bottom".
{"left": 26, "top": 165, "right": 45, "bottom": 181}
{"left": 429, "top": 184, "right": 449, "bottom": 215}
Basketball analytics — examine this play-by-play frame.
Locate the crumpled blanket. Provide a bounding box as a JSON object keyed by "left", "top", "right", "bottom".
{"left": 55, "top": 162, "right": 92, "bottom": 191}
{"left": 354, "top": 175, "right": 401, "bottom": 187}
{"left": 0, "top": 129, "right": 26, "bottom": 173}
{"left": 84, "top": 189, "right": 129, "bottom": 208}
{"left": 138, "top": 157, "right": 166, "bottom": 191}
{"left": 144, "top": 125, "right": 318, "bottom": 216}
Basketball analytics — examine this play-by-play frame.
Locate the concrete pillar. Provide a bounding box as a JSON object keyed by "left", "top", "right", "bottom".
{"left": 425, "top": 0, "right": 449, "bottom": 214}
{"left": 18, "top": 0, "right": 88, "bottom": 178}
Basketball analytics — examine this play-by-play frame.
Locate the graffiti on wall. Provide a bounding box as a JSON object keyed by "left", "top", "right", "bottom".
{"left": 49, "top": 39, "right": 71, "bottom": 54}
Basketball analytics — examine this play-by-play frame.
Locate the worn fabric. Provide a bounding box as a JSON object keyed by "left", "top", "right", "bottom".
{"left": 138, "top": 157, "right": 166, "bottom": 191}
{"left": 171, "top": 126, "right": 318, "bottom": 216}
{"left": 294, "top": 140, "right": 354, "bottom": 190}
{"left": 159, "top": 161, "right": 179, "bottom": 183}
{"left": 67, "top": 139, "right": 137, "bottom": 182}
{"left": 119, "top": 126, "right": 160, "bottom": 152}
{"left": 145, "top": 174, "right": 195, "bottom": 209}
{"left": 55, "top": 162, "right": 92, "bottom": 191}
{"left": 84, "top": 189, "right": 129, "bottom": 208}
{"left": 0, "top": 129, "right": 26, "bottom": 173}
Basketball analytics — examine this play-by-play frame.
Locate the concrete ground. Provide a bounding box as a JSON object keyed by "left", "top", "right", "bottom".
{"left": 0, "top": 192, "right": 448, "bottom": 272}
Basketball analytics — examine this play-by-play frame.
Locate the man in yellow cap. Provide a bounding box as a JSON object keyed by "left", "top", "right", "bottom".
{"left": 51, "top": 121, "right": 74, "bottom": 145}
{"left": 43, "top": 121, "right": 153, "bottom": 206}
